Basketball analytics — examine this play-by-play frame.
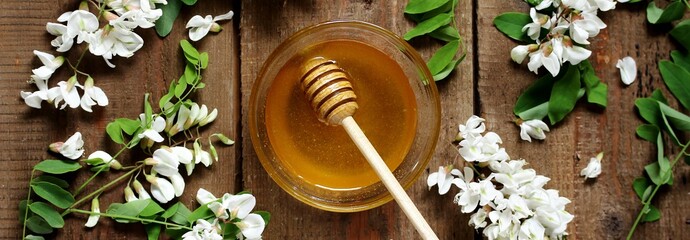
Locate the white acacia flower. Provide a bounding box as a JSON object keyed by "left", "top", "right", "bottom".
{"left": 84, "top": 197, "right": 100, "bottom": 228}
{"left": 580, "top": 152, "right": 603, "bottom": 179}
{"left": 552, "top": 36, "right": 592, "bottom": 65}
{"left": 49, "top": 77, "right": 83, "bottom": 109}
{"left": 86, "top": 150, "right": 123, "bottom": 170}
{"left": 490, "top": 160, "right": 537, "bottom": 192}
{"left": 186, "top": 10, "right": 234, "bottom": 41}
{"left": 522, "top": 8, "right": 551, "bottom": 40}
{"left": 182, "top": 219, "right": 223, "bottom": 240}
{"left": 184, "top": 103, "right": 201, "bottom": 129}
{"left": 457, "top": 115, "right": 485, "bottom": 140}
{"left": 535, "top": 205, "right": 573, "bottom": 237}
{"left": 21, "top": 76, "right": 50, "bottom": 109}
{"left": 196, "top": 188, "right": 218, "bottom": 205}
{"left": 146, "top": 148, "right": 180, "bottom": 177}
{"left": 132, "top": 179, "right": 151, "bottom": 200}
{"left": 226, "top": 194, "right": 256, "bottom": 219}
{"left": 518, "top": 119, "right": 550, "bottom": 142}
{"left": 487, "top": 208, "right": 518, "bottom": 234}
{"left": 469, "top": 210, "right": 488, "bottom": 229}
{"left": 175, "top": 105, "right": 191, "bottom": 132}
{"left": 194, "top": 145, "right": 213, "bottom": 167}
{"left": 519, "top": 217, "right": 546, "bottom": 240}
{"left": 108, "top": 0, "right": 163, "bottom": 30}
{"left": 87, "top": 26, "right": 144, "bottom": 68}
{"left": 616, "top": 56, "right": 637, "bottom": 85}
{"left": 527, "top": 42, "right": 561, "bottom": 76}
{"left": 138, "top": 114, "right": 166, "bottom": 143}
{"left": 455, "top": 179, "right": 500, "bottom": 213}
{"left": 568, "top": 11, "right": 606, "bottom": 45}
{"left": 46, "top": 22, "right": 74, "bottom": 52}
{"left": 535, "top": 0, "right": 555, "bottom": 10}
{"left": 589, "top": 0, "right": 617, "bottom": 11}
{"left": 169, "top": 172, "right": 186, "bottom": 197}
{"left": 147, "top": 175, "right": 175, "bottom": 203}
{"left": 458, "top": 132, "right": 510, "bottom": 163}
{"left": 427, "top": 165, "right": 461, "bottom": 195}
{"left": 31, "top": 50, "right": 64, "bottom": 80}
{"left": 236, "top": 213, "right": 266, "bottom": 240}
{"left": 49, "top": 132, "right": 84, "bottom": 160}
{"left": 57, "top": 10, "right": 99, "bottom": 44}
{"left": 511, "top": 44, "right": 538, "bottom": 64}
{"left": 80, "top": 77, "right": 109, "bottom": 112}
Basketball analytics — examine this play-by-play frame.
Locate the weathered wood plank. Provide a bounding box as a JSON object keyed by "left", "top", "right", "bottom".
{"left": 1, "top": 0, "right": 238, "bottom": 239}
{"left": 240, "top": 0, "right": 474, "bottom": 239}
{"left": 476, "top": 1, "right": 690, "bottom": 239}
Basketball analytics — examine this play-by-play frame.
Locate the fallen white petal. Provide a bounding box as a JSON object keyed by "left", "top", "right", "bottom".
{"left": 616, "top": 56, "right": 637, "bottom": 85}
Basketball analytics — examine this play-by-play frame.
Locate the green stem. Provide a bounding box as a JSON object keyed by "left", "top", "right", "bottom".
{"left": 62, "top": 165, "right": 144, "bottom": 216}
{"left": 21, "top": 170, "right": 35, "bottom": 239}
{"left": 626, "top": 142, "right": 690, "bottom": 240}
{"left": 68, "top": 209, "right": 193, "bottom": 230}
{"left": 74, "top": 146, "right": 129, "bottom": 196}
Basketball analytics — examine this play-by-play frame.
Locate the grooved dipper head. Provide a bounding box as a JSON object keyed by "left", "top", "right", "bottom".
{"left": 299, "top": 57, "right": 359, "bottom": 125}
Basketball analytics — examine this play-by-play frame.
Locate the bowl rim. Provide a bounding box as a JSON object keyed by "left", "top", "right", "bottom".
{"left": 248, "top": 20, "right": 441, "bottom": 212}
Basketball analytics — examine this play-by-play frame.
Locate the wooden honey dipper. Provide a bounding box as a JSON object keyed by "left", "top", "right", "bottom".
{"left": 300, "top": 57, "right": 439, "bottom": 240}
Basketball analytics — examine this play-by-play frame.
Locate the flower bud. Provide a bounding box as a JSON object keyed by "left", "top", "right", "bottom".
{"left": 124, "top": 186, "right": 137, "bottom": 202}
{"left": 198, "top": 108, "right": 218, "bottom": 127}
{"left": 85, "top": 197, "right": 100, "bottom": 228}
{"left": 210, "top": 23, "right": 223, "bottom": 33}
{"left": 79, "top": 1, "right": 89, "bottom": 11}
{"left": 103, "top": 11, "right": 119, "bottom": 22}
{"left": 48, "top": 142, "right": 64, "bottom": 154}
{"left": 132, "top": 179, "right": 152, "bottom": 199}
{"left": 66, "top": 75, "right": 78, "bottom": 92}
{"left": 109, "top": 159, "right": 123, "bottom": 170}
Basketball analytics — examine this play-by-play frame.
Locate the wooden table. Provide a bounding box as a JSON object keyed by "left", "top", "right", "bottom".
{"left": 2, "top": 0, "right": 688, "bottom": 239}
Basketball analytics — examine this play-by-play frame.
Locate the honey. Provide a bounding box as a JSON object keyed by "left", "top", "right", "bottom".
{"left": 265, "top": 40, "right": 418, "bottom": 191}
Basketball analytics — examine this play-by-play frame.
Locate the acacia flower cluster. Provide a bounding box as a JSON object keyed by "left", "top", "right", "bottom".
{"left": 183, "top": 189, "right": 266, "bottom": 240}
{"left": 429, "top": 115, "right": 573, "bottom": 240}
{"left": 511, "top": 0, "right": 629, "bottom": 76}
{"left": 21, "top": 0, "right": 167, "bottom": 111}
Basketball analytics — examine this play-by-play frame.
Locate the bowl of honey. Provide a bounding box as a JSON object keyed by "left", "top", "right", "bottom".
{"left": 249, "top": 21, "right": 441, "bottom": 212}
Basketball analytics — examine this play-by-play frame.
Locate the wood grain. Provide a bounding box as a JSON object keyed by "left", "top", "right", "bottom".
{"left": 3, "top": 0, "right": 689, "bottom": 239}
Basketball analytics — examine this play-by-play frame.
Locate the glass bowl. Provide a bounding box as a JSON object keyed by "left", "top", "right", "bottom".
{"left": 249, "top": 21, "right": 441, "bottom": 212}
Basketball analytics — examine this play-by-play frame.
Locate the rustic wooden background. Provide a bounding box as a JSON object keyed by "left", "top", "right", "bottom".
{"left": 1, "top": 0, "right": 688, "bottom": 239}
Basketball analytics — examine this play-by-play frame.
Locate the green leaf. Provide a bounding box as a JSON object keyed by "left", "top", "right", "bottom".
{"left": 145, "top": 224, "right": 162, "bottom": 240}
{"left": 493, "top": 12, "right": 532, "bottom": 43}
{"left": 671, "top": 50, "right": 690, "bottom": 73}
{"left": 26, "top": 215, "right": 53, "bottom": 234}
{"left": 655, "top": 133, "right": 670, "bottom": 178}
{"left": 187, "top": 204, "right": 213, "bottom": 223}
{"left": 632, "top": 177, "right": 651, "bottom": 201}
{"left": 106, "top": 199, "right": 152, "bottom": 223}
{"left": 199, "top": 52, "right": 209, "bottom": 69}
{"left": 548, "top": 65, "right": 580, "bottom": 124}
{"left": 433, "top": 58, "right": 462, "bottom": 81}
{"left": 169, "top": 203, "right": 191, "bottom": 225}
{"left": 647, "top": 1, "right": 686, "bottom": 24}
{"left": 514, "top": 74, "right": 555, "bottom": 117}
{"left": 184, "top": 64, "right": 197, "bottom": 85}
{"left": 139, "top": 200, "right": 164, "bottom": 217}
{"left": 404, "top": 0, "right": 450, "bottom": 14}
{"left": 144, "top": 94, "right": 153, "bottom": 124}
{"left": 162, "top": 202, "right": 181, "bottom": 219}
{"left": 106, "top": 122, "right": 125, "bottom": 144}
{"left": 671, "top": 20, "right": 690, "bottom": 50}
{"left": 209, "top": 142, "right": 218, "bottom": 161}
{"left": 31, "top": 181, "right": 74, "bottom": 209}
{"left": 180, "top": 40, "right": 200, "bottom": 65}
{"left": 404, "top": 13, "right": 452, "bottom": 41}
{"left": 154, "top": 0, "right": 182, "bottom": 37}
{"left": 427, "top": 40, "right": 459, "bottom": 75}
{"left": 635, "top": 98, "right": 662, "bottom": 126}
{"left": 19, "top": 200, "right": 31, "bottom": 223}
{"left": 645, "top": 161, "right": 673, "bottom": 186}
{"left": 579, "top": 60, "right": 607, "bottom": 107}
{"left": 175, "top": 80, "right": 188, "bottom": 98}
{"left": 115, "top": 118, "right": 140, "bottom": 136}
{"left": 25, "top": 235, "right": 45, "bottom": 240}
{"left": 659, "top": 60, "right": 690, "bottom": 110}
{"left": 659, "top": 103, "right": 690, "bottom": 131}
{"left": 29, "top": 202, "right": 64, "bottom": 228}
{"left": 180, "top": 0, "right": 197, "bottom": 5}
{"left": 222, "top": 222, "right": 241, "bottom": 237}
{"left": 213, "top": 134, "right": 235, "bottom": 145}
{"left": 428, "top": 25, "right": 460, "bottom": 41}
{"left": 636, "top": 124, "right": 659, "bottom": 142}
{"left": 518, "top": 102, "right": 549, "bottom": 120}
{"left": 642, "top": 205, "right": 661, "bottom": 222}
{"left": 651, "top": 89, "right": 669, "bottom": 105}
{"left": 33, "top": 160, "right": 81, "bottom": 174}
{"left": 38, "top": 173, "right": 69, "bottom": 191}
